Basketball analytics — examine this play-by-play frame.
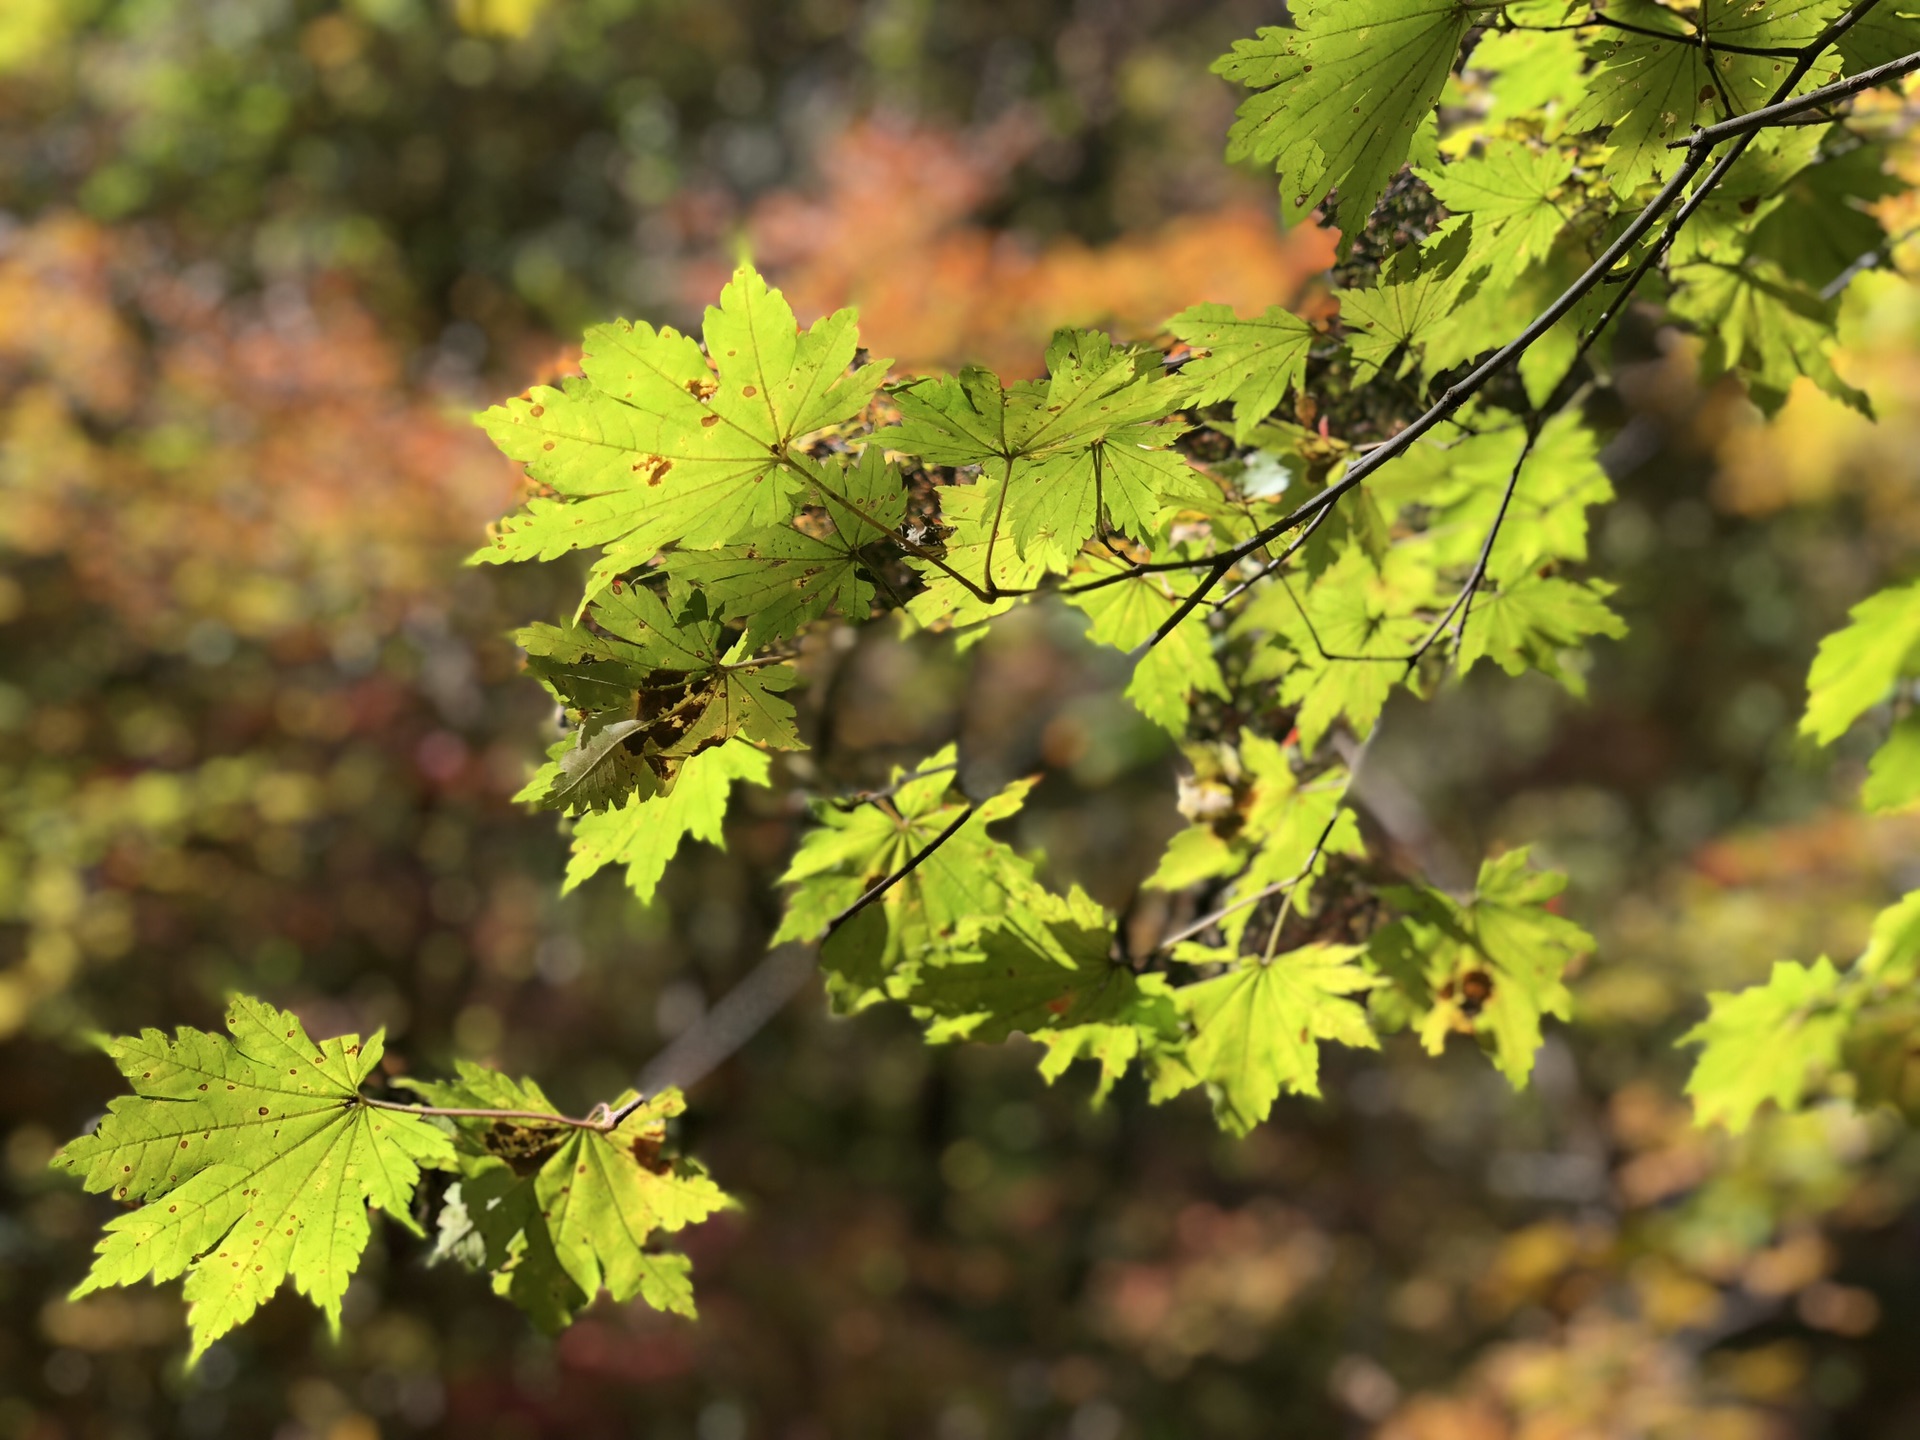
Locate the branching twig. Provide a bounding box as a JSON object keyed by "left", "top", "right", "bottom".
{"left": 1499, "top": 11, "right": 1803, "bottom": 59}
{"left": 1131, "top": 30, "right": 1918, "bottom": 663}
{"left": 796, "top": 451, "right": 998, "bottom": 605}
{"left": 1669, "top": 46, "right": 1920, "bottom": 149}
{"left": 1214, "top": 502, "right": 1339, "bottom": 611}
{"left": 829, "top": 760, "right": 958, "bottom": 810}
{"left": 1406, "top": 421, "right": 1543, "bottom": 670}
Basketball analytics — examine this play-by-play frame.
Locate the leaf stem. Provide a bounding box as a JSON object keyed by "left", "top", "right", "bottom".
{"left": 359, "top": 1094, "right": 620, "bottom": 1133}
{"left": 796, "top": 451, "right": 999, "bottom": 605}
{"left": 820, "top": 804, "right": 977, "bottom": 938}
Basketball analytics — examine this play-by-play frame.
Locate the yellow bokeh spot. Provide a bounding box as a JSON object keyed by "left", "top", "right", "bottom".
{"left": 453, "top": 0, "right": 552, "bottom": 39}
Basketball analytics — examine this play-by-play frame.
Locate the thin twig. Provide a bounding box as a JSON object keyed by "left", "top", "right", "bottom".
{"left": 1132, "top": 29, "right": 1917, "bottom": 663}
{"left": 1670, "top": 46, "right": 1920, "bottom": 149}
{"left": 1406, "top": 421, "right": 1543, "bottom": 670}
{"left": 360, "top": 1095, "right": 620, "bottom": 1133}
{"left": 797, "top": 452, "right": 997, "bottom": 605}
{"left": 1820, "top": 221, "right": 1920, "bottom": 299}
{"left": 829, "top": 760, "right": 958, "bottom": 811}
{"left": 1499, "top": 12, "right": 1803, "bottom": 59}
{"left": 1214, "top": 503, "right": 1338, "bottom": 610}
{"left": 820, "top": 804, "right": 977, "bottom": 938}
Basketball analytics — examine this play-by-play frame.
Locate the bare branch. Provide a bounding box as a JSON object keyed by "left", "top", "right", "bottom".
{"left": 1670, "top": 46, "right": 1920, "bottom": 149}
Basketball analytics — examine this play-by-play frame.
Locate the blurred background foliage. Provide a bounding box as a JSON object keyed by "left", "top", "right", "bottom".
{"left": 5, "top": 1, "right": 1920, "bottom": 1437}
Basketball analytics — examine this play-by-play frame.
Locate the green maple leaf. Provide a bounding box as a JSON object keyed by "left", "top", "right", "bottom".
{"left": 1669, "top": 257, "right": 1867, "bottom": 414}
{"left": 904, "top": 482, "right": 1048, "bottom": 637}
{"left": 1173, "top": 943, "right": 1379, "bottom": 1135}
{"left": 1861, "top": 889, "right": 1920, "bottom": 983}
{"left": 667, "top": 447, "right": 908, "bottom": 650}
{"left": 1863, "top": 714, "right": 1920, "bottom": 814}
{"left": 1237, "top": 740, "right": 1364, "bottom": 897}
{"left": 1458, "top": 575, "right": 1626, "bottom": 694}
{"left": 1466, "top": 26, "right": 1590, "bottom": 127}
{"left": 773, "top": 748, "right": 1040, "bottom": 1008}
{"left": 517, "top": 586, "right": 799, "bottom": 814}
{"left": 902, "top": 882, "right": 1145, "bottom": 1042}
{"left": 408, "top": 1066, "right": 730, "bottom": 1332}
{"left": 1673, "top": 128, "right": 1892, "bottom": 285}
{"left": 1800, "top": 580, "right": 1920, "bottom": 745}
{"left": 1237, "top": 542, "right": 1439, "bottom": 749}
{"left": 1147, "top": 822, "right": 1247, "bottom": 892}
{"left": 1064, "top": 550, "right": 1230, "bottom": 732}
{"left": 1337, "top": 220, "right": 1479, "bottom": 381}
{"left": 880, "top": 330, "right": 1192, "bottom": 566}
{"left": 1683, "top": 958, "right": 1851, "bottom": 1133}
{"left": 1012, "top": 429, "right": 1210, "bottom": 559}
{"left": 1217, "top": 0, "right": 1475, "bottom": 242}
{"left": 1567, "top": 0, "right": 1847, "bottom": 198}
{"left": 1416, "top": 141, "right": 1575, "bottom": 288}
{"left": 477, "top": 263, "right": 887, "bottom": 566}
{"left": 1166, "top": 302, "right": 1318, "bottom": 442}
{"left": 1144, "top": 733, "right": 1360, "bottom": 930}
{"left": 1414, "top": 228, "right": 1612, "bottom": 405}
{"left": 1377, "top": 849, "right": 1591, "bottom": 1087}
{"left": 563, "top": 739, "right": 771, "bottom": 901}
{"left": 1834, "top": 8, "right": 1920, "bottom": 71}
{"left": 1033, "top": 1025, "right": 1150, "bottom": 1106}
{"left": 1375, "top": 409, "right": 1613, "bottom": 579}
{"left": 54, "top": 996, "right": 453, "bottom": 1362}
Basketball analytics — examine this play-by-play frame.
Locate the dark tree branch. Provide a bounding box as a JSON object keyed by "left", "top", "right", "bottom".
{"left": 1131, "top": 28, "right": 1916, "bottom": 663}
{"left": 1671, "top": 47, "right": 1920, "bottom": 149}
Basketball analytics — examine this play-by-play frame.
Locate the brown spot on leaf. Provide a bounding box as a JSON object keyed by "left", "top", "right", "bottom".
{"left": 630, "top": 1133, "right": 672, "bottom": 1174}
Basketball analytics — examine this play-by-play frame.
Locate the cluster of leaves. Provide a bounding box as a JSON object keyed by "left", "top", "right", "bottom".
{"left": 472, "top": 253, "right": 1622, "bottom": 1130}
{"left": 57, "top": 0, "right": 1920, "bottom": 1357}
{"left": 53, "top": 998, "right": 730, "bottom": 1360}
{"left": 1687, "top": 583, "right": 1920, "bottom": 1129}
